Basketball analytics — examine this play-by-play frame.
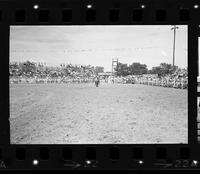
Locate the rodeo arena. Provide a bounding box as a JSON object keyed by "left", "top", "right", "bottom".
{"left": 9, "top": 58, "right": 188, "bottom": 144}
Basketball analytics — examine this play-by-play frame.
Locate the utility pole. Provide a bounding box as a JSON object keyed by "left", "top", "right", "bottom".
{"left": 171, "top": 25, "right": 179, "bottom": 68}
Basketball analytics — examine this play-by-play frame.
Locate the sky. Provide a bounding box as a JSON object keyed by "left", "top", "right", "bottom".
{"left": 10, "top": 25, "right": 187, "bottom": 72}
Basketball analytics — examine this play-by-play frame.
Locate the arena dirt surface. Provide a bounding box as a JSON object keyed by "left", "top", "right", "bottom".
{"left": 10, "top": 83, "right": 188, "bottom": 144}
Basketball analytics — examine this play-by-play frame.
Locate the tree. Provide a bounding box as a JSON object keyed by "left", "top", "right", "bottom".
{"left": 129, "top": 62, "right": 148, "bottom": 75}
{"left": 115, "top": 62, "right": 130, "bottom": 76}
{"left": 160, "top": 63, "right": 173, "bottom": 74}
{"left": 149, "top": 66, "right": 162, "bottom": 74}
{"left": 95, "top": 66, "right": 104, "bottom": 74}
{"left": 149, "top": 63, "right": 178, "bottom": 75}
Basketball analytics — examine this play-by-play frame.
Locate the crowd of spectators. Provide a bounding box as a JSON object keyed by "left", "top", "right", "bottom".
{"left": 9, "top": 61, "right": 188, "bottom": 89}
{"left": 113, "top": 68, "right": 188, "bottom": 89}
{"left": 9, "top": 61, "right": 97, "bottom": 84}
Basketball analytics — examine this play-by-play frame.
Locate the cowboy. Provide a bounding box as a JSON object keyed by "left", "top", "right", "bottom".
{"left": 94, "top": 76, "right": 100, "bottom": 87}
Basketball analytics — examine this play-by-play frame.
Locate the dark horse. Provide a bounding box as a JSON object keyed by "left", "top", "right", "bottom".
{"left": 94, "top": 76, "right": 100, "bottom": 87}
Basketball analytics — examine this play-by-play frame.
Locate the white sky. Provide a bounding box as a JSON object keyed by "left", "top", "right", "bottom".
{"left": 10, "top": 25, "right": 187, "bottom": 72}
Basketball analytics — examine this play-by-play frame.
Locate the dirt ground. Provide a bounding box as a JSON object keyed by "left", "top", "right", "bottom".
{"left": 10, "top": 83, "right": 188, "bottom": 144}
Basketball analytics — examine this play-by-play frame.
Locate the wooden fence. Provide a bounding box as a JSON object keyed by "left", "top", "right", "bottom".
{"left": 135, "top": 78, "right": 188, "bottom": 89}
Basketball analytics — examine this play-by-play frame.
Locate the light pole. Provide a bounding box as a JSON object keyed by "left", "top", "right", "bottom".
{"left": 171, "top": 25, "right": 179, "bottom": 69}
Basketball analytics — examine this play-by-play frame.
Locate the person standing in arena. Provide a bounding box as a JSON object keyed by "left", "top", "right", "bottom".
{"left": 94, "top": 75, "right": 100, "bottom": 87}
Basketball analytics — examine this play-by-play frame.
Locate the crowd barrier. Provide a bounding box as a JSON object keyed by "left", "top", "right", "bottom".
{"left": 134, "top": 78, "right": 188, "bottom": 89}
{"left": 9, "top": 78, "right": 94, "bottom": 84}
{"left": 10, "top": 76, "right": 188, "bottom": 89}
